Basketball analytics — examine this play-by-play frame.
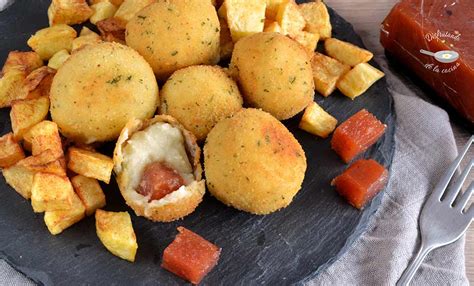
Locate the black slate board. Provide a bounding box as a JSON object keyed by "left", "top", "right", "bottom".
{"left": 0, "top": 1, "right": 396, "bottom": 285}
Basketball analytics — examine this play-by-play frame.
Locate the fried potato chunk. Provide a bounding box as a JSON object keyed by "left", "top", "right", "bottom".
{"left": 27, "top": 25, "right": 77, "bottom": 60}
{"left": 337, "top": 63, "right": 385, "bottom": 99}
{"left": 10, "top": 97, "right": 50, "bottom": 141}
{"left": 324, "top": 38, "right": 373, "bottom": 67}
{"left": 31, "top": 173, "right": 75, "bottom": 213}
{"left": 291, "top": 31, "right": 319, "bottom": 54}
{"left": 114, "top": 0, "right": 155, "bottom": 23}
{"left": 2, "top": 51, "right": 43, "bottom": 75}
{"left": 0, "top": 70, "right": 27, "bottom": 108}
{"left": 71, "top": 175, "right": 106, "bottom": 216}
{"left": 89, "top": 0, "right": 123, "bottom": 6}
{"left": 24, "top": 120, "right": 63, "bottom": 157}
{"left": 71, "top": 31, "right": 102, "bottom": 52}
{"left": 48, "top": 49, "right": 70, "bottom": 69}
{"left": 67, "top": 147, "right": 114, "bottom": 183}
{"left": 0, "top": 133, "right": 25, "bottom": 168}
{"left": 95, "top": 210, "right": 137, "bottom": 262}
{"left": 44, "top": 192, "right": 85, "bottom": 235}
{"left": 276, "top": 0, "right": 306, "bottom": 36}
{"left": 96, "top": 17, "right": 126, "bottom": 44}
{"left": 263, "top": 20, "right": 282, "bottom": 33}
{"left": 298, "top": 2, "right": 331, "bottom": 39}
{"left": 90, "top": 0, "right": 118, "bottom": 24}
{"left": 225, "top": 0, "right": 266, "bottom": 42}
{"left": 48, "top": 0, "right": 93, "bottom": 26}
{"left": 24, "top": 66, "right": 56, "bottom": 99}
{"left": 311, "top": 52, "right": 350, "bottom": 97}
{"left": 219, "top": 18, "right": 234, "bottom": 60}
{"left": 299, "top": 102, "right": 338, "bottom": 138}
{"left": 265, "top": 0, "right": 284, "bottom": 20}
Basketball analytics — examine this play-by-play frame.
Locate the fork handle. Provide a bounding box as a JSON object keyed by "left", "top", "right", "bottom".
{"left": 397, "top": 242, "right": 434, "bottom": 286}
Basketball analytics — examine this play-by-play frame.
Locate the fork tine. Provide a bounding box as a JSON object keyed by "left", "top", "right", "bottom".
{"left": 431, "top": 136, "right": 473, "bottom": 201}
{"left": 455, "top": 181, "right": 474, "bottom": 211}
{"left": 443, "top": 159, "right": 473, "bottom": 205}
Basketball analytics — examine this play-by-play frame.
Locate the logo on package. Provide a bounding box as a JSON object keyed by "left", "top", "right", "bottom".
{"left": 420, "top": 30, "right": 460, "bottom": 74}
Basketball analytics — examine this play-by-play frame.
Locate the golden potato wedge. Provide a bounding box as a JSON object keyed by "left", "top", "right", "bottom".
{"left": 219, "top": 17, "right": 234, "bottom": 60}
{"left": 0, "top": 70, "right": 28, "bottom": 108}
{"left": 263, "top": 20, "right": 282, "bottom": 33}
{"left": 96, "top": 17, "right": 126, "bottom": 44}
{"left": 114, "top": 0, "right": 155, "bottom": 23}
{"left": 48, "top": 49, "right": 70, "bottom": 69}
{"left": 299, "top": 2, "right": 331, "bottom": 39}
{"left": 71, "top": 175, "right": 106, "bottom": 216}
{"left": 27, "top": 25, "right": 77, "bottom": 60}
{"left": 337, "top": 63, "right": 385, "bottom": 99}
{"left": 0, "top": 133, "right": 25, "bottom": 168}
{"left": 3, "top": 150, "right": 66, "bottom": 199}
{"left": 31, "top": 172, "right": 75, "bottom": 213}
{"left": 24, "top": 120, "right": 63, "bottom": 158}
{"left": 2, "top": 51, "right": 43, "bottom": 75}
{"left": 276, "top": 0, "right": 306, "bottom": 36}
{"left": 89, "top": 0, "right": 123, "bottom": 6}
{"left": 48, "top": 0, "right": 93, "bottom": 26}
{"left": 67, "top": 147, "right": 113, "bottom": 183}
{"left": 311, "top": 52, "right": 350, "bottom": 97}
{"left": 90, "top": 0, "right": 118, "bottom": 24}
{"left": 225, "top": 0, "right": 266, "bottom": 42}
{"left": 44, "top": 192, "right": 85, "bottom": 235}
{"left": 291, "top": 31, "right": 319, "bottom": 54}
{"left": 23, "top": 66, "right": 56, "bottom": 99}
{"left": 299, "top": 102, "right": 337, "bottom": 138}
{"left": 265, "top": 0, "right": 284, "bottom": 20}
{"left": 96, "top": 210, "right": 137, "bottom": 262}
{"left": 71, "top": 32, "right": 102, "bottom": 52}
{"left": 10, "top": 97, "right": 50, "bottom": 141}
{"left": 324, "top": 38, "right": 373, "bottom": 67}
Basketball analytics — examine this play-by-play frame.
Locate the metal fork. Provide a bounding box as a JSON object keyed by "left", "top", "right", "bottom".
{"left": 397, "top": 136, "right": 473, "bottom": 286}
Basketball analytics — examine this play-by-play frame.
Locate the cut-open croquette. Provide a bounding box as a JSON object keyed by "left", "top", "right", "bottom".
{"left": 160, "top": 65, "right": 243, "bottom": 141}
{"left": 125, "top": 0, "right": 220, "bottom": 81}
{"left": 230, "top": 32, "right": 314, "bottom": 120}
{"left": 204, "top": 108, "right": 307, "bottom": 215}
{"left": 50, "top": 42, "right": 159, "bottom": 144}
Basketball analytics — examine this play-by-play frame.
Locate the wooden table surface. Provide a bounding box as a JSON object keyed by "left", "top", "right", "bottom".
{"left": 324, "top": 0, "right": 473, "bottom": 283}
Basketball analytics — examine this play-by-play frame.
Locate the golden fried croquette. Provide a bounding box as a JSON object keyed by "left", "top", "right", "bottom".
{"left": 160, "top": 65, "right": 243, "bottom": 141}
{"left": 230, "top": 33, "right": 315, "bottom": 120}
{"left": 204, "top": 108, "right": 306, "bottom": 215}
{"left": 50, "top": 42, "right": 159, "bottom": 144}
{"left": 125, "top": 0, "right": 220, "bottom": 81}
{"left": 114, "top": 115, "right": 205, "bottom": 222}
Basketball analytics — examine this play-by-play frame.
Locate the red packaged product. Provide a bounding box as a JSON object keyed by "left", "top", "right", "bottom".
{"left": 331, "top": 109, "right": 386, "bottom": 163}
{"left": 381, "top": 0, "right": 474, "bottom": 123}
{"left": 162, "top": 227, "right": 221, "bottom": 284}
{"left": 332, "top": 159, "right": 388, "bottom": 209}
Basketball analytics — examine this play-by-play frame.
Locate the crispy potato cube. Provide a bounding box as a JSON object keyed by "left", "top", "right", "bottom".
{"left": 24, "top": 120, "right": 63, "bottom": 158}
{"left": 24, "top": 66, "right": 56, "bottom": 99}
{"left": 90, "top": 1, "right": 118, "bottom": 24}
{"left": 337, "top": 63, "right": 385, "bottom": 99}
{"left": 96, "top": 17, "right": 126, "bottom": 44}
{"left": 67, "top": 147, "right": 113, "bottom": 183}
{"left": 263, "top": 20, "right": 282, "bottom": 33}
{"left": 0, "top": 133, "right": 25, "bottom": 168}
{"left": 0, "top": 70, "right": 28, "bottom": 108}
{"left": 324, "top": 38, "right": 373, "bottom": 67}
{"left": 10, "top": 97, "right": 50, "bottom": 141}
{"left": 2, "top": 51, "right": 43, "bottom": 75}
{"left": 299, "top": 102, "right": 337, "bottom": 138}
{"left": 89, "top": 0, "right": 123, "bottom": 6}
{"left": 71, "top": 175, "right": 106, "bottom": 216}
{"left": 276, "top": 0, "right": 306, "bottom": 36}
{"left": 72, "top": 33, "right": 102, "bottom": 52}
{"left": 48, "top": 49, "right": 70, "bottom": 69}
{"left": 3, "top": 150, "right": 66, "bottom": 199}
{"left": 27, "top": 25, "right": 77, "bottom": 60}
{"left": 299, "top": 2, "right": 331, "bottom": 39}
{"left": 311, "top": 52, "right": 351, "bottom": 97}
{"left": 265, "top": 0, "right": 284, "bottom": 20}
{"left": 44, "top": 192, "right": 85, "bottom": 235}
{"left": 48, "top": 0, "right": 93, "bottom": 26}
{"left": 96, "top": 210, "right": 137, "bottom": 262}
{"left": 219, "top": 18, "right": 234, "bottom": 60}
{"left": 225, "top": 0, "right": 266, "bottom": 42}
{"left": 291, "top": 31, "right": 319, "bottom": 54}
{"left": 114, "top": 0, "right": 155, "bottom": 23}
{"left": 31, "top": 173, "right": 75, "bottom": 213}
